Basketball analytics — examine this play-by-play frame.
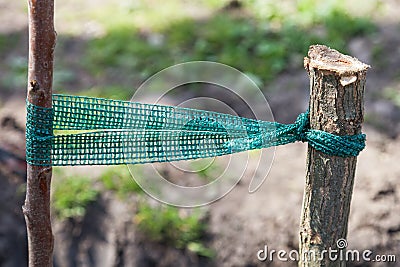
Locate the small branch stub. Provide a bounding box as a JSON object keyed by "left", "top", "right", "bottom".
{"left": 299, "top": 45, "right": 369, "bottom": 267}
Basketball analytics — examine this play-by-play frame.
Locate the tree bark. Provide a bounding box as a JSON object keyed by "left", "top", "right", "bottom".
{"left": 299, "top": 45, "right": 369, "bottom": 267}
{"left": 23, "top": 0, "right": 56, "bottom": 266}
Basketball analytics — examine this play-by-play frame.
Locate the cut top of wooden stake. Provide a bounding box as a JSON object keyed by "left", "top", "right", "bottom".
{"left": 304, "top": 45, "right": 370, "bottom": 76}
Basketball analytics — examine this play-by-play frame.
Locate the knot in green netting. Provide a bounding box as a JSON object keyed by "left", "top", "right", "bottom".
{"left": 288, "top": 111, "right": 366, "bottom": 157}
{"left": 294, "top": 111, "right": 310, "bottom": 142}
{"left": 25, "top": 94, "right": 366, "bottom": 166}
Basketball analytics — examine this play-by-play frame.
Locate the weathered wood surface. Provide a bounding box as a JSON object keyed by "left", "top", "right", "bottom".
{"left": 299, "top": 45, "right": 369, "bottom": 267}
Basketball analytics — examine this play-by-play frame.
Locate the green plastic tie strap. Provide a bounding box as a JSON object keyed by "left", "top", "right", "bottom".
{"left": 26, "top": 94, "right": 366, "bottom": 166}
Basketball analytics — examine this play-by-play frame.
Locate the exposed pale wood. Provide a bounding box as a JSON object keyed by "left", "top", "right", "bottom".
{"left": 23, "top": 0, "right": 56, "bottom": 266}
{"left": 299, "top": 45, "right": 369, "bottom": 267}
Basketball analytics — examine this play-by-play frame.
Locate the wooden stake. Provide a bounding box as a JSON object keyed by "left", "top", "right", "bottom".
{"left": 23, "top": 0, "right": 56, "bottom": 266}
{"left": 299, "top": 45, "right": 369, "bottom": 267}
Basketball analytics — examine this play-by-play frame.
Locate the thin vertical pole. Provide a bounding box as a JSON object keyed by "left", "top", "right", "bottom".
{"left": 299, "top": 45, "right": 369, "bottom": 267}
{"left": 23, "top": 0, "right": 56, "bottom": 266}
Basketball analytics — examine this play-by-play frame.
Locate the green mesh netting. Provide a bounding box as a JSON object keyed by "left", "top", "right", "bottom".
{"left": 26, "top": 94, "right": 366, "bottom": 166}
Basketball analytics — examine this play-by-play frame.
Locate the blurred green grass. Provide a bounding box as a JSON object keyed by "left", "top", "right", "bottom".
{"left": 135, "top": 201, "right": 213, "bottom": 257}
{"left": 99, "top": 166, "right": 142, "bottom": 199}
{"left": 0, "top": 0, "right": 378, "bottom": 99}
{"left": 83, "top": 6, "right": 376, "bottom": 96}
{"left": 52, "top": 170, "right": 99, "bottom": 220}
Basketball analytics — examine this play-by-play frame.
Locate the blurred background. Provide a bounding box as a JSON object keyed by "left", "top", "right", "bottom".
{"left": 0, "top": 0, "right": 399, "bottom": 266}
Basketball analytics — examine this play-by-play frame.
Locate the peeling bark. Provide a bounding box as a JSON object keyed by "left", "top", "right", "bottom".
{"left": 299, "top": 45, "right": 369, "bottom": 267}
{"left": 23, "top": 0, "right": 56, "bottom": 266}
